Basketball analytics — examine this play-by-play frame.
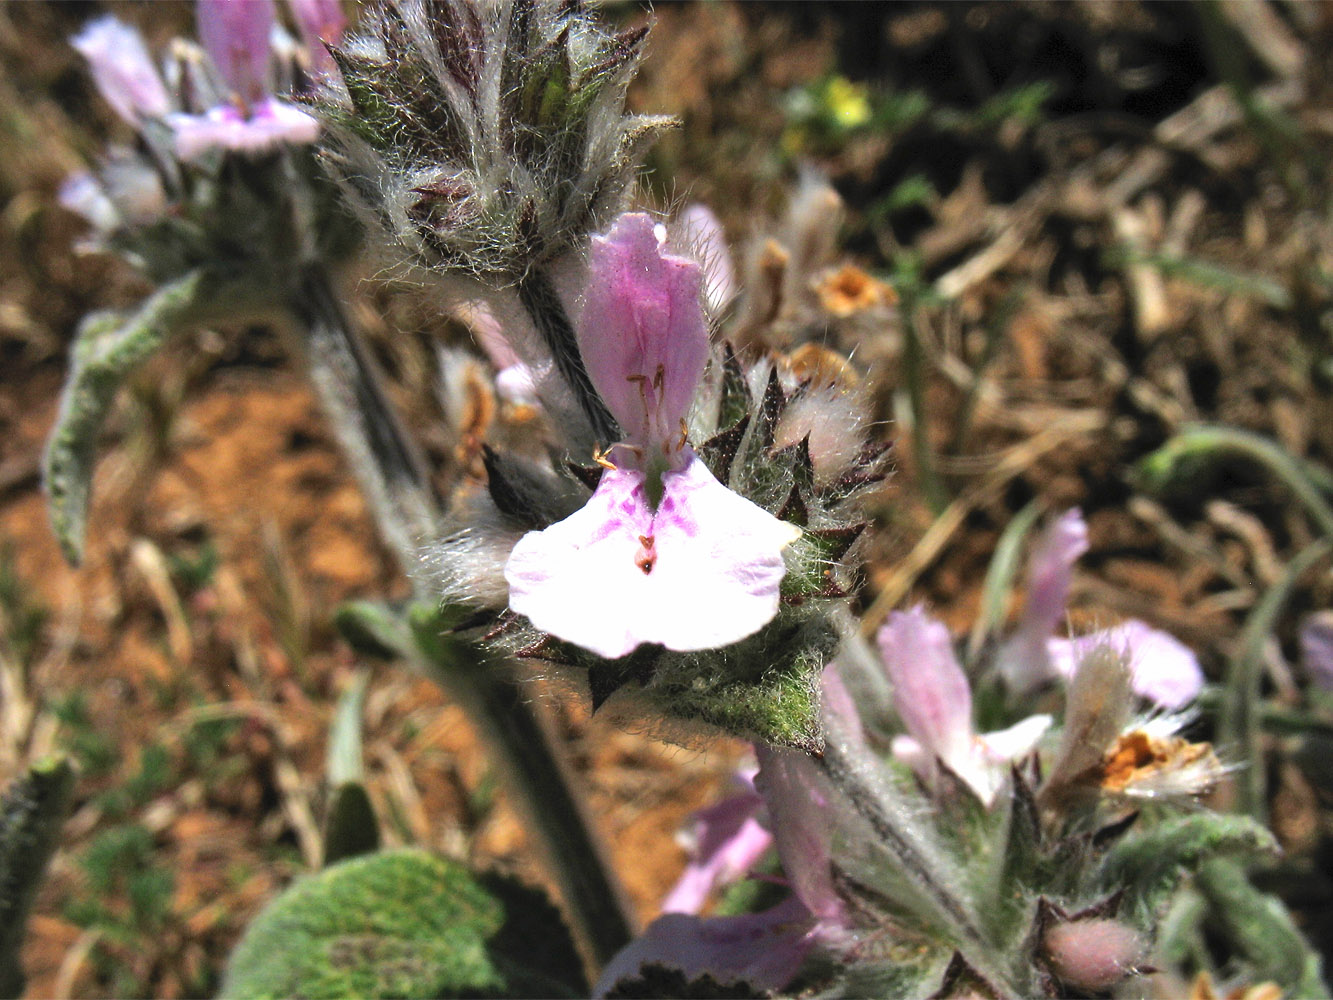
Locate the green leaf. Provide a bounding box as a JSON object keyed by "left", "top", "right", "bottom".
{"left": 967, "top": 499, "right": 1042, "bottom": 661}
{"left": 1099, "top": 813, "right": 1277, "bottom": 921}
{"left": 323, "top": 671, "right": 379, "bottom": 866}
{"left": 0, "top": 756, "right": 75, "bottom": 998}
{"left": 1195, "top": 859, "right": 1329, "bottom": 999}
{"left": 334, "top": 601, "right": 414, "bottom": 661}
{"left": 220, "top": 849, "right": 587, "bottom": 1000}
{"left": 44, "top": 272, "right": 208, "bottom": 565}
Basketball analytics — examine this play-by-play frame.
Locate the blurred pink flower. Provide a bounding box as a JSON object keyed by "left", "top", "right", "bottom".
{"left": 169, "top": 0, "right": 319, "bottom": 160}
{"left": 197, "top": 0, "right": 275, "bottom": 107}
{"left": 71, "top": 17, "right": 172, "bottom": 127}
{"left": 1048, "top": 620, "right": 1203, "bottom": 710}
{"left": 660, "top": 767, "right": 771, "bottom": 915}
{"left": 1300, "top": 611, "right": 1333, "bottom": 691}
{"left": 593, "top": 896, "right": 815, "bottom": 997}
{"left": 172, "top": 99, "right": 320, "bottom": 160}
{"left": 504, "top": 213, "right": 798, "bottom": 658}
{"left": 997, "top": 509, "right": 1203, "bottom": 709}
{"left": 287, "top": 0, "right": 346, "bottom": 77}
{"left": 881, "top": 607, "right": 1050, "bottom": 806}
{"left": 996, "top": 508, "right": 1088, "bottom": 692}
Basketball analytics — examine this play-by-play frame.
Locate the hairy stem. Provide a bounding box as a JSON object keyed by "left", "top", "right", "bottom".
{"left": 290, "top": 268, "right": 633, "bottom": 971}
{"left": 816, "top": 721, "right": 1021, "bottom": 998}
{"left": 1, "top": 756, "right": 75, "bottom": 998}
{"left": 515, "top": 267, "right": 620, "bottom": 445}
{"left": 291, "top": 267, "right": 439, "bottom": 567}
{"left": 412, "top": 613, "right": 636, "bottom": 972}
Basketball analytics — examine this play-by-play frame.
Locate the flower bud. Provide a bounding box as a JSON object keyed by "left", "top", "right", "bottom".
{"left": 1044, "top": 918, "right": 1143, "bottom": 992}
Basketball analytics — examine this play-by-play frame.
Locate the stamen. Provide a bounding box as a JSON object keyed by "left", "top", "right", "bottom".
{"left": 652, "top": 364, "right": 665, "bottom": 391}
{"left": 626, "top": 372, "right": 650, "bottom": 410}
{"left": 676, "top": 418, "right": 689, "bottom": 451}
{"left": 593, "top": 445, "right": 618, "bottom": 471}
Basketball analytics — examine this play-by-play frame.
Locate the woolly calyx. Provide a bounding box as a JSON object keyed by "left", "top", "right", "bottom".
{"left": 314, "top": 0, "right": 675, "bottom": 279}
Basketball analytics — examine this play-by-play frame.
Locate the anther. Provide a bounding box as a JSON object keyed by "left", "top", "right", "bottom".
{"left": 593, "top": 445, "right": 618, "bottom": 471}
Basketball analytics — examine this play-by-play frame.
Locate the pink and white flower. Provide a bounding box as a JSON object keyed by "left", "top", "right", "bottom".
{"left": 71, "top": 17, "right": 172, "bottom": 128}
{"left": 881, "top": 606, "right": 1051, "bottom": 806}
{"left": 168, "top": 0, "right": 320, "bottom": 160}
{"left": 660, "top": 766, "right": 772, "bottom": 916}
{"left": 504, "top": 213, "right": 800, "bottom": 659}
{"left": 997, "top": 509, "right": 1204, "bottom": 709}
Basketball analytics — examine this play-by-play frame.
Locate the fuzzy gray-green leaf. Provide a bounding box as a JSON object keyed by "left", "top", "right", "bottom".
{"left": 43, "top": 270, "right": 208, "bottom": 565}
{"left": 1099, "top": 813, "right": 1278, "bottom": 921}
{"left": 220, "top": 849, "right": 586, "bottom": 1000}
{"left": 0, "top": 756, "right": 75, "bottom": 998}
{"left": 1195, "top": 859, "right": 1329, "bottom": 999}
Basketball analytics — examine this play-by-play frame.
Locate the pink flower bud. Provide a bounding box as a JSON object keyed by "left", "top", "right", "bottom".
{"left": 1044, "top": 918, "right": 1143, "bottom": 991}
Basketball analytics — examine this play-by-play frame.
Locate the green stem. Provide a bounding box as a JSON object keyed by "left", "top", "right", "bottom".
{"left": 1220, "top": 538, "right": 1333, "bottom": 821}
{"left": 901, "top": 295, "right": 948, "bottom": 514}
{"left": 1137, "top": 424, "right": 1333, "bottom": 539}
{"left": 290, "top": 267, "right": 439, "bottom": 569}
{"left": 816, "top": 714, "right": 1021, "bottom": 998}
{"left": 0, "top": 756, "right": 75, "bottom": 998}
{"left": 410, "top": 610, "right": 634, "bottom": 971}
{"left": 292, "top": 269, "right": 633, "bottom": 972}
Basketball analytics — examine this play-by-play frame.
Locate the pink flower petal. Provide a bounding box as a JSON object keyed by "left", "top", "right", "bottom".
{"left": 71, "top": 17, "right": 172, "bottom": 126}
{"left": 197, "top": 0, "right": 275, "bottom": 106}
{"left": 661, "top": 795, "right": 772, "bottom": 915}
{"left": 978, "top": 713, "right": 1052, "bottom": 763}
{"left": 892, "top": 715, "right": 1050, "bottom": 806}
{"left": 287, "top": 0, "right": 345, "bottom": 77}
{"left": 504, "top": 452, "right": 798, "bottom": 659}
{"left": 170, "top": 98, "right": 319, "bottom": 160}
{"left": 1024, "top": 508, "right": 1089, "bottom": 634}
{"left": 673, "top": 204, "right": 737, "bottom": 315}
{"left": 1048, "top": 620, "right": 1203, "bottom": 710}
{"left": 593, "top": 896, "right": 815, "bottom": 998}
{"left": 578, "top": 213, "right": 709, "bottom": 447}
{"left": 997, "top": 508, "right": 1089, "bottom": 691}
{"left": 1300, "top": 612, "right": 1333, "bottom": 691}
{"left": 754, "top": 747, "right": 843, "bottom": 924}
{"left": 877, "top": 607, "right": 974, "bottom": 772}
{"left": 820, "top": 661, "right": 865, "bottom": 747}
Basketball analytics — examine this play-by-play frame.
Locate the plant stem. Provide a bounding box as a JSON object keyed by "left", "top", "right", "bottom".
{"left": 1138, "top": 425, "right": 1333, "bottom": 539}
{"left": 515, "top": 267, "right": 619, "bottom": 445}
{"left": 1, "top": 756, "right": 75, "bottom": 998}
{"left": 292, "top": 266, "right": 439, "bottom": 568}
{"left": 411, "top": 612, "right": 635, "bottom": 971}
{"left": 815, "top": 716, "right": 1020, "bottom": 998}
{"left": 1220, "top": 537, "right": 1333, "bottom": 821}
{"left": 289, "top": 266, "right": 633, "bottom": 971}
{"left": 901, "top": 293, "right": 949, "bottom": 514}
